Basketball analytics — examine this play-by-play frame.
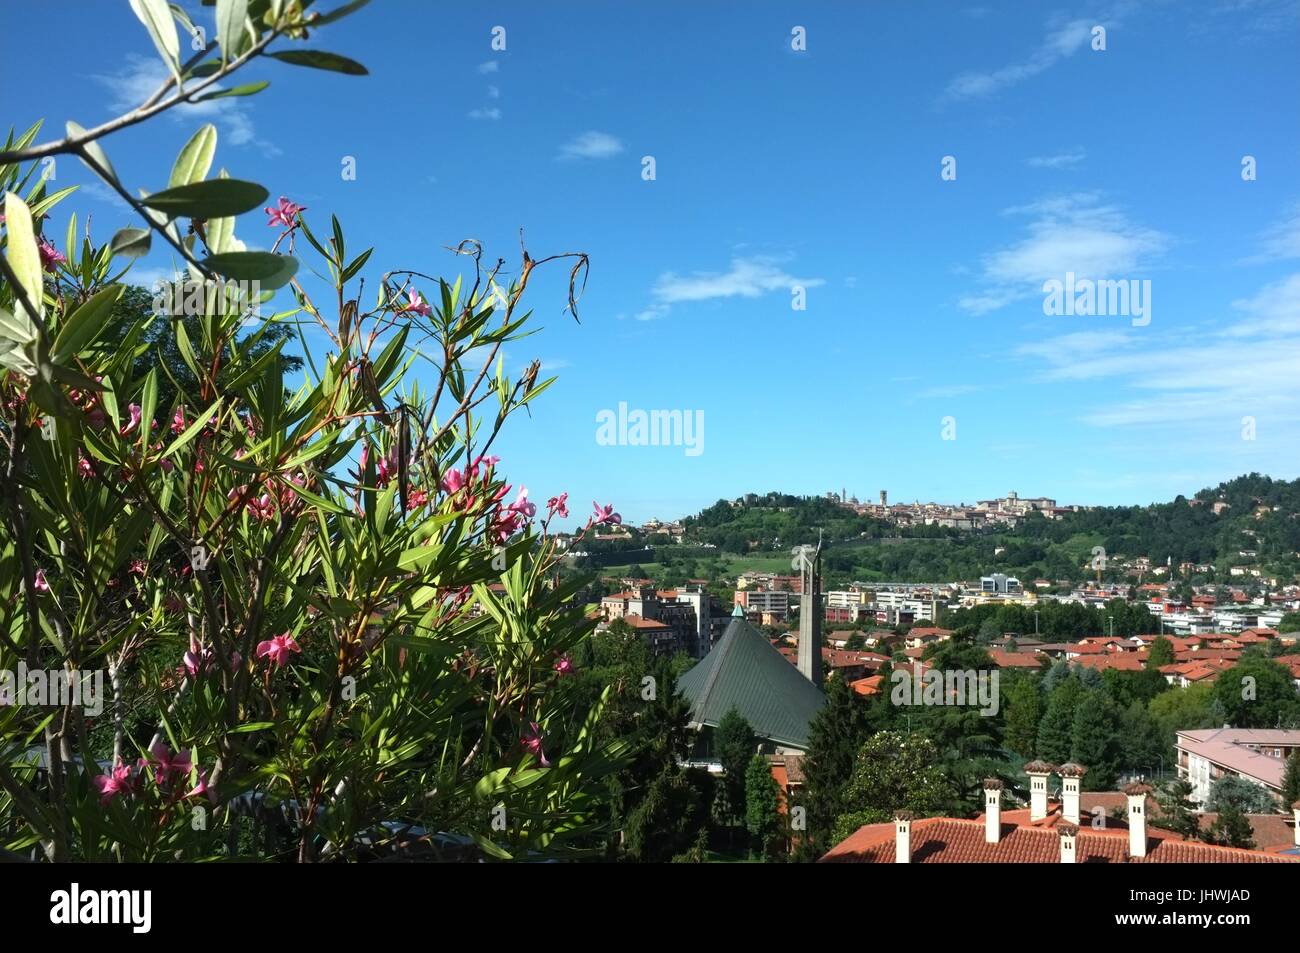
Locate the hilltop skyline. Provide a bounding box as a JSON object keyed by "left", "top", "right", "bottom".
{"left": 5, "top": 1, "right": 1300, "bottom": 527}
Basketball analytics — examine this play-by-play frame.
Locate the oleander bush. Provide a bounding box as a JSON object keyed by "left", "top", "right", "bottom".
{"left": 0, "top": 0, "right": 628, "bottom": 862}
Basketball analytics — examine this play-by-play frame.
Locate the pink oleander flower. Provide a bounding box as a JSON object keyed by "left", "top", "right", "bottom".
{"left": 129, "top": 558, "right": 146, "bottom": 575}
{"left": 265, "top": 196, "right": 305, "bottom": 228}
{"left": 473, "top": 454, "right": 500, "bottom": 473}
{"left": 186, "top": 768, "right": 216, "bottom": 803}
{"left": 171, "top": 405, "right": 186, "bottom": 435}
{"left": 119, "top": 403, "right": 142, "bottom": 436}
{"left": 182, "top": 631, "right": 214, "bottom": 677}
{"left": 147, "top": 742, "right": 192, "bottom": 785}
{"left": 408, "top": 488, "right": 429, "bottom": 508}
{"left": 256, "top": 632, "right": 301, "bottom": 668}
{"left": 511, "top": 487, "right": 537, "bottom": 518}
{"left": 77, "top": 454, "right": 94, "bottom": 478}
{"left": 376, "top": 448, "right": 398, "bottom": 486}
{"left": 553, "top": 655, "right": 574, "bottom": 676}
{"left": 521, "top": 722, "right": 551, "bottom": 768}
{"left": 491, "top": 509, "right": 520, "bottom": 544}
{"left": 592, "top": 501, "right": 622, "bottom": 525}
{"left": 546, "top": 492, "right": 569, "bottom": 519}
{"left": 404, "top": 290, "right": 432, "bottom": 317}
{"left": 38, "top": 239, "right": 65, "bottom": 272}
{"left": 33, "top": 569, "right": 50, "bottom": 593}
{"left": 249, "top": 493, "right": 277, "bottom": 522}
{"left": 440, "top": 467, "right": 467, "bottom": 494}
{"left": 92, "top": 762, "right": 134, "bottom": 805}
{"left": 86, "top": 407, "right": 106, "bottom": 429}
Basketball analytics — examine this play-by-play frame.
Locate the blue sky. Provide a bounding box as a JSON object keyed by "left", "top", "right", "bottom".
{"left": 5, "top": 0, "right": 1300, "bottom": 526}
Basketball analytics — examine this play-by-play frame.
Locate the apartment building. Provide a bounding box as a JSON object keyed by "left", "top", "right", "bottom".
{"left": 1175, "top": 728, "right": 1300, "bottom": 806}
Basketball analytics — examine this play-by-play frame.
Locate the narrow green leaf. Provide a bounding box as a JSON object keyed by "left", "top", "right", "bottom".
{"left": 190, "top": 80, "right": 269, "bottom": 103}
{"left": 215, "top": 0, "right": 248, "bottom": 62}
{"left": 52, "top": 284, "right": 124, "bottom": 363}
{"left": 313, "top": 0, "right": 371, "bottom": 26}
{"left": 267, "top": 50, "right": 368, "bottom": 75}
{"left": 66, "top": 121, "right": 119, "bottom": 183}
{"left": 3, "top": 192, "right": 44, "bottom": 323}
{"left": 164, "top": 397, "right": 223, "bottom": 458}
{"left": 129, "top": 0, "right": 182, "bottom": 77}
{"left": 168, "top": 123, "right": 218, "bottom": 188}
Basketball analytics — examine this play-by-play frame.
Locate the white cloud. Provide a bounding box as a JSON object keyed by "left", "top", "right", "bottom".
{"left": 653, "top": 256, "right": 823, "bottom": 305}
{"left": 94, "top": 55, "right": 279, "bottom": 157}
{"left": 1026, "top": 149, "right": 1086, "bottom": 169}
{"left": 959, "top": 193, "right": 1168, "bottom": 314}
{"left": 487, "top": 84, "right": 500, "bottom": 99}
{"left": 943, "top": 18, "right": 1095, "bottom": 102}
{"left": 1252, "top": 202, "right": 1300, "bottom": 261}
{"left": 1013, "top": 272, "right": 1300, "bottom": 431}
{"left": 468, "top": 107, "right": 501, "bottom": 121}
{"left": 478, "top": 60, "right": 499, "bottom": 73}
{"left": 557, "top": 131, "right": 624, "bottom": 160}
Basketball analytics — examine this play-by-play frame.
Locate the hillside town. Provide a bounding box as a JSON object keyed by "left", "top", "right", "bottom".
{"left": 588, "top": 533, "right": 1300, "bottom": 862}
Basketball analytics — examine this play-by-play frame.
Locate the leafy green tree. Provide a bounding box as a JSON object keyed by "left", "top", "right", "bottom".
{"left": 1147, "top": 636, "right": 1175, "bottom": 668}
{"left": 716, "top": 707, "right": 755, "bottom": 818}
{"left": 1155, "top": 780, "right": 1200, "bottom": 839}
{"left": 798, "top": 676, "right": 872, "bottom": 856}
{"left": 1070, "top": 692, "right": 1121, "bottom": 789}
{"left": 744, "top": 755, "right": 782, "bottom": 859}
{"left": 1212, "top": 656, "right": 1300, "bottom": 728}
{"left": 1281, "top": 750, "right": 1300, "bottom": 810}
{"left": 1118, "top": 700, "right": 1164, "bottom": 777}
{"left": 1037, "top": 677, "right": 1082, "bottom": 764}
{"left": 624, "top": 767, "right": 713, "bottom": 863}
{"left": 832, "top": 730, "right": 955, "bottom": 843}
{"left": 1003, "top": 673, "right": 1041, "bottom": 757}
{"left": 1203, "top": 804, "right": 1255, "bottom": 850}
{"left": 1206, "top": 776, "right": 1276, "bottom": 814}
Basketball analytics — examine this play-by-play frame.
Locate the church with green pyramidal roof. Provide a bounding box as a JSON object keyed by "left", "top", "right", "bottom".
{"left": 677, "top": 543, "right": 827, "bottom": 752}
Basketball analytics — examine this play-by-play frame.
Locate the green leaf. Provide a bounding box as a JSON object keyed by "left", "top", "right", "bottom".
{"left": 190, "top": 80, "right": 269, "bottom": 103}
{"left": 313, "top": 0, "right": 371, "bottom": 26}
{"left": 52, "top": 284, "right": 124, "bottom": 363}
{"left": 138, "top": 368, "right": 159, "bottom": 450}
{"left": 340, "top": 247, "right": 372, "bottom": 284}
{"left": 129, "top": 0, "right": 182, "bottom": 77}
{"left": 202, "top": 251, "right": 298, "bottom": 289}
{"left": 215, "top": 0, "right": 249, "bottom": 62}
{"left": 168, "top": 123, "right": 218, "bottom": 188}
{"left": 164, "top": 397, "right": 223, "bottom": 458}
{"left": 65, "top": 121, "right": 119, "bottom": 183}
{"left": 3, "top": 192, "right": 44, "bottom": 323}
{"left": 110, "top": 227, "right": 152, "bottom": 261}
{"left": 142, "top": 179, "right": 268, "bottom": 219}
{"left": 267, "top": 50, "right": 368, "bottom": 75}
{"left": 229, "top": 721, "right": 274, "bottom": 733}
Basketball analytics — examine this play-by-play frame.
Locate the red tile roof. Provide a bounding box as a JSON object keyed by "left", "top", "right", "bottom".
{"left": 821, "top": 813, "right": 1297, "bottom": 863}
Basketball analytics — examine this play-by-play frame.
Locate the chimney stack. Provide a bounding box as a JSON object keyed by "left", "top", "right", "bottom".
{"left": 984, "top": 779, "right": 1004, "bottom": 844}
{"left": 1024, "top": 761, "right": 1054, "bottom": 822}
{"left": 894, "top": 810, "right": 913, "bottom": 864}
{"left": 1124, "top": 782, "right": 1153, "bottom": 858}
{"left": 1058, "top": 823, "right": 1079, "bottom": 864}
{"left": 1059, "top": 762, "right": 1087, "bottom": 825}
